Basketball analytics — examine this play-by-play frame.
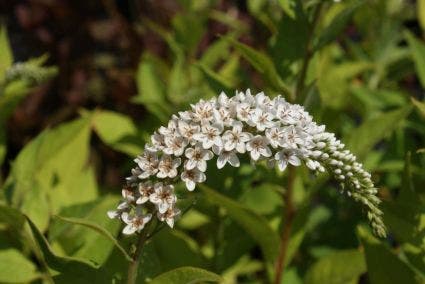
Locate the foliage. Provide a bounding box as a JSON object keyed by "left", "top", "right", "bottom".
{"left": 0, "top": 0, "right": 424, "bottom": 283}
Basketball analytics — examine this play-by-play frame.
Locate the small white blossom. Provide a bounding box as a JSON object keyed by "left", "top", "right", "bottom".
{"left": 149, "top": 183, "right": 176, "bottom": 213}
{"left": 178, "top": 120, "right": 200, "bottom": 141}
{"left": 122, "top": 210, "right": 152, "bottom": 235}
{"left": 157, "top": 155, "right": 181, "bottom": 178}
{"left": 222, "top": 121, "right": 251, "bottom": 153}
{"left": 164, "top": 135, "right": 188, "bottom": 156}
{"left": 157, "top": 207, "right": 181, "bottom": 228}
{"left": 275, "top": 150, "right": 301, "bottom": 171}
{"left": 265, "top": 127, "right": 285, "bottom": 148}
{"left": 248, "top": 109, "right": 275, "bottom": 131}
{"left": 134, "top": 150, "right": 158, "bottom": 179}
{"left": 246, "top": 135, "right": 272, "bottom": 161}
{"left": 107, "top": 202, "right": 128, "bottom": 219}
{"left": 193, "top": 123, "right": 223, "bottom": 149}
{"left": 185, "top": 144, "right": 213, "bottom": 172}
{"left": 181, "top": 168, "right": 206, "bottom": 191}
{"left": 213, "top": 145, "right": 240, "bottom": 169}
{"left": 136, "top": 181, "right": 154, "bottom": 204}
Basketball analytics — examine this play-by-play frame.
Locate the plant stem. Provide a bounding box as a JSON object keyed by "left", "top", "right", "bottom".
{"left": 295, "top": 2, "right": 324, "bottom": 101}
{"left": 126, "top": 225, "right": 151, "bottom": 284}
{"left": 274, "top": 166, "right": 296, "bottom": 284}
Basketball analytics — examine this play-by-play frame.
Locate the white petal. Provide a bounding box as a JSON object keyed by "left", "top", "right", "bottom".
{"left": 158, "top": 202, "right": 169, "bottom": 214}
{"left": 228, "top": 153, "right": 240, "bottom": 167}
{"left": 198, "top": 160, "right": 207, "bottom": 172}
{"left": 186, "top": 180, "right": 196, "bottom": 191}
{"left": 122, "top": 224, "right": 137, "bottom": 235}
{"left": 166, "top": 217, "right": 175, "bottom": 228}
{"left": 217, "top": 155, "right": 227, "bottom": 169}
{"left": 250, "top": 150, "right": 260, "bottom": 161}
{"left": 289, "top": 155, "right": 301, "bottom": 166}
{"left": 186, "top": 159, "right": 197, "bottom": 170}
{"left": 278, "top": 160, "right": 288, "bottom": 171}
{"left": 107, "top": 210, "right": 119, "bottom": 219}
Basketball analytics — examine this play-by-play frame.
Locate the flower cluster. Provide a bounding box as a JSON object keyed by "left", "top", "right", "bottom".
{"left": 108, "top": 90, "right": 386, "bottom": 237}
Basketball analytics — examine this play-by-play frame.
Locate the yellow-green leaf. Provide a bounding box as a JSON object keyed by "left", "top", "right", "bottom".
{"left": 150, "top": 267, "right": 222, "bottom": 284}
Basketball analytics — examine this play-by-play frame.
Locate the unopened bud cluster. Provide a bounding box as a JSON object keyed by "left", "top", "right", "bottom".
{"left": 108, "top": 90, "right": 386, "bottom": 237}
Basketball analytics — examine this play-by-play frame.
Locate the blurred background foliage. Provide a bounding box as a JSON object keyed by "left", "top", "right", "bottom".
{"left": 0, "top": 0, "right": 425, "bottom": 283}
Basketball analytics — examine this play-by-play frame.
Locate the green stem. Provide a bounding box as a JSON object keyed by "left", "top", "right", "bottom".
{"left": 274, "top": 166, "right": 297, "bottom": 284}
{"left": 126, "top": 223, "right": 153, "bottom": 284}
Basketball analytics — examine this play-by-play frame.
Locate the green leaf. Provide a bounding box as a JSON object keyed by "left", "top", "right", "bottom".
{"left": 133, "top": 54, "right": 172, "bottom": 122}
{"left": 3, "top": 116, "right": 97, "bottom": 231}
{"left": 0, "top": 204, "right": 26, "bottom": 233}
{"left": 411, "top": 97, "right": 425, "bottom": 119}
{"left": 197, "top": 63, "right": 233, "bottom": 94}
{"left": 357, "top": 226, "right": 421, "bottom": 284}
{"left": 346, "top": 106, "right": 412, "bottom": 159}
{"left": 405, "top": 31, "right": 425, "bottom": 88}
{"left": 271, "top": 0, "right": 308, "bottom": 75}
{"left": 54, "top": 214, "right": 132, "bottom": 262}
{"left": 92, "top": 110, "right": 143, "bottom": 156}
{"left": 305, "top": 249, "right": 366, "bottom": 284}
{"left": 49, "top": 196, "right": 121, "bottom": 266}
{"left": 26, "top": 216, "right": 109, "bottom": 284}
{"left": 150, "top": 267, "right": 222, "bottom": 284}
{"left": 0, "top": 249, "right": 40, "bottom": 283}
{"left": 0, "top": 26, "right": 13, "bottom": 80}
{"left": 315, "top": 2, "right": 363, "bottom": 51}
{"left": 317, "top": 59, "right": 372, "bottom": 109}
{"left": 419, "top": 0, "right": 425, "bottom": 31}
{"left": 224, "top": 37, "right": 291, "bottom": 97}
{"left": 199, "top": 184, "right": 280, "bottom": 263}
{"left": 0, "top": 125, "right": 5, "bottom": 166}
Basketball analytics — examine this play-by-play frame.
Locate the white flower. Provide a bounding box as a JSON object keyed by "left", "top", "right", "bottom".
{"left": 181, "top": 168, "right": 206, "bottom": 191}
{"left": 222, "top": 121, "right": 251, "bottom": 153}
{"left": 248, "top": 108, "right": 275, "bottom": 131}
{"left": 282, "top": 125, "right": 305, "bottom": 149}
{"left": 193, "top": 123, "right": 223, "bottom": 149}
{"left": 213, "top": 107, "right": 234, "bottom": 126}
{"left": 136, "top": 181, "right": 154, "bottom": 204}
{"left": 236, "top": 102, "right": 251, "bottom": 122}
{"left": 276, "top": 103, "right": 297, "bottom": 125}
{"left": 158, "top": 119, "right": 179, "bottom": 136}
{"left": 149, "top": 183, "right": 177, "bottom": 213}
{"left": 178, "top": 120, "right": 200, "bottom": 141}
{"left": 213, "top": 145, "right": 240, "bottom": 169}
{"left": 163, "top": 135, "right": 188, "bottom": 156}
{"left": 134, "top": 150, "right": 158, "bottom": 179}
{"left": 157, "top": 207, "right": 181, "bottom": 228}
{"left": 275, "top": 150, "right": 301, "bottom": 171}
{"left": 192, "top": 100, "right": 214, "bottom": 122}
{"left": 107, "top": 201, "right": 128, "bottom": 219}
{"left": 246, "top": 135, "right": 272, "bottom": 161}
{"left": 157, "top": 155, "right": 181, "bottom": 178}
{"left": 185, "top": 144, "right": 213, "bottom": 172}
{"left": 122, "top": 187, "right": 136, "bottom": 203}
{"left": 122, "top": 210, "right": 152, "bottom": 235}
{"left": 265, "top": 127, "right": 285, "bottom": 148}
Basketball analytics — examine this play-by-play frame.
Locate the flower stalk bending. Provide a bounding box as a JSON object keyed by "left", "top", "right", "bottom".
{"left": 108, "top": 89, "right": 386, "bottom": 238}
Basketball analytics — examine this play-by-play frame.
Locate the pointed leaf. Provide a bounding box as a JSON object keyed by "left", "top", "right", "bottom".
{"left": 346, "top": 106, "right": 412, "bottom": 159}
{"left": 54, "top": 215, "right": 132, "bottom": 261}
{"left": 26, "top": 216, "right": 109, "bottom": 284}
{"left": 405, "top": 31, "right": 425, "bottom": 88}
{"left": 0, "top": 25, "right": 13, "bottom": 80}
{"left": 0, "top": 249, "right": 40, "bottom": 283}
{"left": 150, "top": 267, "right": 222, "bottom": 284}
{"left": 199, "top": 184, "right": 280, "bottom": 263}
{"left": 305, "top": 249, "right": 366, "bottom": 284}
{"left": 92, "top": 110, "right": 143, "bottom": 156}
{"left": 357, "top": 226, "right": 421, "bottom": 284}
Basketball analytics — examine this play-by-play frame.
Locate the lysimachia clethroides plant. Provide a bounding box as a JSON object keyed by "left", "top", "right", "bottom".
{"left": 108, "top": 89, "right": 386, "bottom": 238}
